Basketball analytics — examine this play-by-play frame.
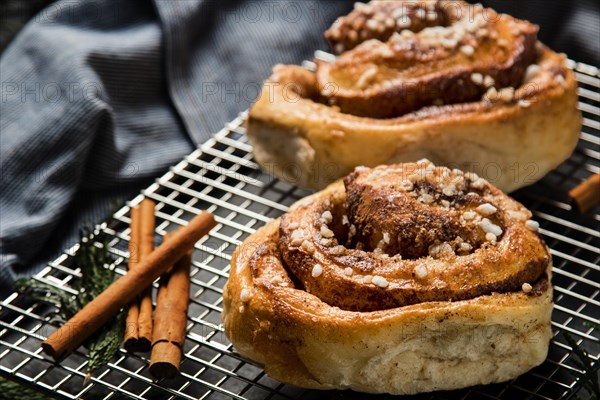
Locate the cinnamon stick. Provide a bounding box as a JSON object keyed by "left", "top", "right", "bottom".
{"left": 41, "top": 212, "right": 216, "bottom": 361}
{"left": 154, "top": 232, "right": 177, "bottom": 308}
{"left": 150, "top": 232, "right": 192, "bottom": 379}
{"left": 123, "top": 206, "right": 142, "bottom": 352}
{"left": 137, "top": 199, "right": 156, "bottom": 351}
{"left": 569, "top": 173, "right": 600, "bottom": 213}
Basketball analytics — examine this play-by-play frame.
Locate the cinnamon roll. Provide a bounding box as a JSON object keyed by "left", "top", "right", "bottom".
{"left": 247, "top": 0, "right": 581, "bottom": 191}
{"left": 222, "top": 161, "right": 553, "bottom": 394}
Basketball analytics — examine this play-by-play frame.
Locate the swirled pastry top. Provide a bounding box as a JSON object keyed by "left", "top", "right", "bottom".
{"left": 247, "top": 0, "right": 579, "bottom": 192}
{"left": 224, "top": 161, "right": 554, "bottom": 393}
{"left": 249, "top": 161, "right": 550, "bottom": 312}
{"left": 319, "top": 0, "right": 539, "bottom": 118}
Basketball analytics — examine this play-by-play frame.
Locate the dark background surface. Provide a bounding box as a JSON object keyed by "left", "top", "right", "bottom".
{"left": 480, "top": 0, "right": 599, "bottom": 66}
{"left": 4, "top": 0, "right": 598, "bottom": 65}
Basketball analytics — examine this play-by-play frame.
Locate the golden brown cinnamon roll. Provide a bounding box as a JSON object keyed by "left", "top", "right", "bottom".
{"left": 247, "top": 0, "right": 581, "bottom": 191}
{"left": 222, "top": 161, "right": 553, "bottom": 394}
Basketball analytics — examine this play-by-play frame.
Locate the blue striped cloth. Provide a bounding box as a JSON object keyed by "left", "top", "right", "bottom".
{"left": 0, "top": 0, "right": 351, "bottom": 290}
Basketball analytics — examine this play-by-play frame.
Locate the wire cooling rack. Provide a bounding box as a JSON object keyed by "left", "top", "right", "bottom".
{"left": 1, "top": 57, "right": 599, "bottom": 400}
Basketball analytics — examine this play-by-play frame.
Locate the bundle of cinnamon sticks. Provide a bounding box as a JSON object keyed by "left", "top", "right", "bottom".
{"left": 41, "top": 199, "right": 216, "bottom": 380}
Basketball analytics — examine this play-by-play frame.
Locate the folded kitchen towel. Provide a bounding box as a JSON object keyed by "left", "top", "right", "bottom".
{"left": 0, "top": 0, "right": 350, "bottom": 291}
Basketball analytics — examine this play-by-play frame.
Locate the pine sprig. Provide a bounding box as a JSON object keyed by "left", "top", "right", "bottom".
{"left": 15, "top": 226, "right": 126, "bottom": 385}
{"left": 14, "top": 279, "right": 79, "bottom": 322}
{"left": 76, "top": 228, "right": 117, "bottom": 303}
{"left": 87, "top": 311, "right": 126, "bottom": 372}
{"left": 563, "top": 322, "right": 600, "bottom": 399}
{"left": 0, "top": 376, "right": 48, "bottom": 400}
{"left": 83, "top": 310, "right": 127, "bottom": 386}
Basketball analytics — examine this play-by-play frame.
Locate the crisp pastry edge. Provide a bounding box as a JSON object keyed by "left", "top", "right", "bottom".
{"left": 222, "top": 219, "right": 553, "bottom": 394}
{"left": 247, "top": 48, "right": 581, "bottom": 192}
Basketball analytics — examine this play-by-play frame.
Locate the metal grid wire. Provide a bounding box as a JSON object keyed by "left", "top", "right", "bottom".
{"left": 0, "top": 56, "right": 598, "bottom": 400}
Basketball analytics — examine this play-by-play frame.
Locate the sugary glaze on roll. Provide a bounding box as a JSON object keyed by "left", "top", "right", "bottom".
{"left": 325, "top": 1, "right": 452, "bottom": 53}
{"left": 321, "top": 1, "right": 538, "bottom": 118}
{"left": 319, "top": 0, "right": 575, "bottom": 121}
{"left": 271, "top": 46, "right": 569, "bottom": 126}
{"left": 278, "top": 160, "right": 550, "bottom": 311}
{"left": 247, "top": 0, "right": 581, "bottom": 191}
{"left": 223, "top": 162, "right": 553, "bottom": 394}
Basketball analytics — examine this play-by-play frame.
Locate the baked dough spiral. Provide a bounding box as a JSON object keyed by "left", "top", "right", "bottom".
{"left": 320, "top": 0, "right": 538, "bottom": 118}
{"left": 247, "top": 0, "right": 581, "bottom": 191}
{"left": 222, "top": 161, "right": 553, "bottom": 394}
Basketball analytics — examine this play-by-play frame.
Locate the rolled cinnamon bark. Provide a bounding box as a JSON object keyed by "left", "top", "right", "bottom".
{"left": 123, "top": 206, "right": 142, "bottom": 352}
{"left": 137, "top": 199, "right": 156, "bottom": 351}
{"left": 154, "top": 232, "right": 175, "bottom": 309}
{"left": 41, "top": 211, "right": 216, "bottom": 361}
{"left": 569, "top": 174, "right": 600, "bottom": 213}
{"left": 149, "top": 235, "right": 192, "bottom": 379}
